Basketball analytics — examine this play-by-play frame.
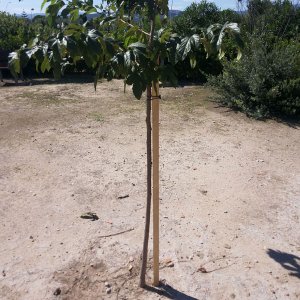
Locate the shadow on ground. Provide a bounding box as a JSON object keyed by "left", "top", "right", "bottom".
{"left": 0, "top": 74, "right": 94, "bottom": 88}
{"left": 145, "top": 283, "right": 198, "bottom": 300}
{"left": 267, "top": 249, "right": 300, "bottom": 279}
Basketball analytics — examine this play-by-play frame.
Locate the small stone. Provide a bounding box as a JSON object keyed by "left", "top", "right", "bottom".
{"left": 104, "top": 282, "right": 110, "bottom": 287}
{"left": 167, "top": 262, "right": 174, "bottom": 267}
{"left": 128, "top": 264, "right": 133, "bottom": 272}
{"left": 198, "top": 267, "right": 207, "bottom": 273}
{"left": 53, "top": 288, "right": 61, "bottom": 296}
{"left": 106, "top": 287, "right": 112, "bottom": 294}
{"left": 2, "top": 270, "right": 6, "bottom": 277}
{"left": 224, "top": 244, "right": 231, "bottom": 249}
{"left": 29, "top": 236, "right": 33, "bottom": 240}
{"left": 129, "top": 256, "right": 134, "bottom": 262}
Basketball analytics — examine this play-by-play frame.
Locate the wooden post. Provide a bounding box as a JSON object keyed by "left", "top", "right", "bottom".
{"left": 152, "top": 81, "right": 160, "bottom": 286}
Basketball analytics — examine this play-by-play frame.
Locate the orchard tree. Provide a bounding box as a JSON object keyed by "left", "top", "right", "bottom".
{"left": 9, "top": 0, "right": 243, "bottom": 289}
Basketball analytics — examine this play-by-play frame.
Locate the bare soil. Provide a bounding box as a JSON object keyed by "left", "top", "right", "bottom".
{"left": 0, "top": 79, "right": 299, "bottom": 300}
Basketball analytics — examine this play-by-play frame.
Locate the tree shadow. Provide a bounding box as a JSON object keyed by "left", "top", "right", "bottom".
{"left": 0, "top": 74, "right": 94, "bottom": 88}
{"left": 267, "top": 249, "right": 300, "bottom": 279}
{"left": 144, "top": 283, "right": 198, "bottom": 300}
{"left": 208, "top": 99, "right": 300, "bottom": 128}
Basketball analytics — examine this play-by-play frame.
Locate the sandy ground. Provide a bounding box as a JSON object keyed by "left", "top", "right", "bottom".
{"left": 0, "top": 79, "right": 299, "bottom": 300}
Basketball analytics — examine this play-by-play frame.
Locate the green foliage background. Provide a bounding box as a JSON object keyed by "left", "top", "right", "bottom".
{"left": 2, "top": 0, "right": 299, "bottom": 119}
{"left": 0, "top": 12, "right": 30, "bottom": 51}
{"left": 207, "top": 0, "right": 300, "bottom": 119}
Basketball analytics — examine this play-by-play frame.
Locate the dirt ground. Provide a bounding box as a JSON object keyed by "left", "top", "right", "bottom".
{"left": 0, "top": 79, "right": 299, "bottom": 300}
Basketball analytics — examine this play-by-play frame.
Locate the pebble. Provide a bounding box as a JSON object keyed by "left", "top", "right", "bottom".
{"left": 106, "top": 287, "right": 112, "bottom": 294}
{"left": 224, "top": 244, "right": 231, "bottom": 249}
{"left": 53, "top": 288, "right": 61, "bottom": 296}
{"left": 104, "top": 282, "right": 110, "bottom": 287}
{"left": 166, "top": 261, "right": 174, "bottom": 268}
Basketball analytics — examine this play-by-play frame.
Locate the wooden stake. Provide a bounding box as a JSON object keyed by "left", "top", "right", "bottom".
{"left": 152, "top": 81, "right": 160, "bottom": 286}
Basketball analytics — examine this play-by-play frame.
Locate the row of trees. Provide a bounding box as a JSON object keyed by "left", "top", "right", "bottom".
{"left": 2, "top": 0, "right": 300, "bottom": 118}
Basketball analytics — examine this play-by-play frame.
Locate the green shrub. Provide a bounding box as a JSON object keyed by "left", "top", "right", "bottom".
{"left": 0, "top": 12, "right": 30, "bottom": 51}
{"left": 208, "top": 36, "right": 300, "bottom": 118}
{"left": 241, "top": 0, "right": 300, "bottom": 40}
{"left": 0, "top": 12, "right": 57, "bottom": 53}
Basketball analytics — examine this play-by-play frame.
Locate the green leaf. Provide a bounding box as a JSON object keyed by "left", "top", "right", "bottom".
{"left": 128, "top": 42, "right": 147, "bottom": 51}
{"left": 86, "top": 7, "right": 97, "bottom": 14}
{"left": 41, "top": 56, "right": 51, "bottom": 73}
{"left": 8, "top": 51, "right": 21, "bottom": 78}
{"left": 132, "top": 80, "right": 143, "bottom": 99}
{"left": 70, "top": 9, "right": 80, "bottom": 21}
{"left": 46, "top": 1, "right": 64, "bottom": 17}
{"left": 190, "top": 54, "right": 197, "bottom": 69}
{"left": 237, "top": 48, "right": 242, "bottom": 61}
{"left": 159, "top": 64, "right": 178, "bottom": 87}
{"left": 177, "top": 35, "right": 201, "bottom": 61}
{"left": 41, "top": 0, "right": 50, "bottom": 10}
{"left": 124, "top": 50, "right": 134, "bottom": 69}
{"left": 65, "top": 37, "right": 81, "bottom": 58}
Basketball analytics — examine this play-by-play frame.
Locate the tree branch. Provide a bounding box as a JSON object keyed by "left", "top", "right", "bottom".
{"left": 119, "top": 18, "right": 151, "bottom": 37}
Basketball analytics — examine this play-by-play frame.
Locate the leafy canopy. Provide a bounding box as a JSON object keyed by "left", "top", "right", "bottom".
{"left": 9, "top": 0, "right": 243, "bottom": 99}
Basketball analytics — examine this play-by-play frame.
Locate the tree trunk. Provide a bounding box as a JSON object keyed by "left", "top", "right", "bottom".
{"left": 139, "top": 85, "right": 152, "bottom": 288}
{"left": 140, "top": 3, "right": 156, "bottom": 287}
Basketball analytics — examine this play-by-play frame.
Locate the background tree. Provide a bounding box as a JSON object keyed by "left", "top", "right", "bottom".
{"left": 172, "top": 1, "right": 242, "bottom": 82}
{"left": 0, "top": 12, "right": 29, "bottom": 51}
{"left": 209, "top": 0, "right": 300, "bottom": 119}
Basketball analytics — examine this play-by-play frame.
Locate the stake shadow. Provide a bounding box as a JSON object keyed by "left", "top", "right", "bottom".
{"left": 144, "top": 283, "right": 198, "bottom": 300}
{"left": 267, "top": 249, "right": 300, "bottom": 279}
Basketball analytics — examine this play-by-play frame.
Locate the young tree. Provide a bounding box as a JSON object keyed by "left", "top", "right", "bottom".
{"left": 9, "top": 0, "right": 243, "bottom": 288}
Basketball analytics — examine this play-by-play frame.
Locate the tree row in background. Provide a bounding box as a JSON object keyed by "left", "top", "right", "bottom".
{"left": 2, "top": 0, "right": 300, "bottom": 119}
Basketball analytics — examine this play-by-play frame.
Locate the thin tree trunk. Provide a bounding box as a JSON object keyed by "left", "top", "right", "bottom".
{"left": 140, "top": 85, "right": 152, "bottom": 288}
{"left": 140, "top": 3, "right": 156, "bottom": 287}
